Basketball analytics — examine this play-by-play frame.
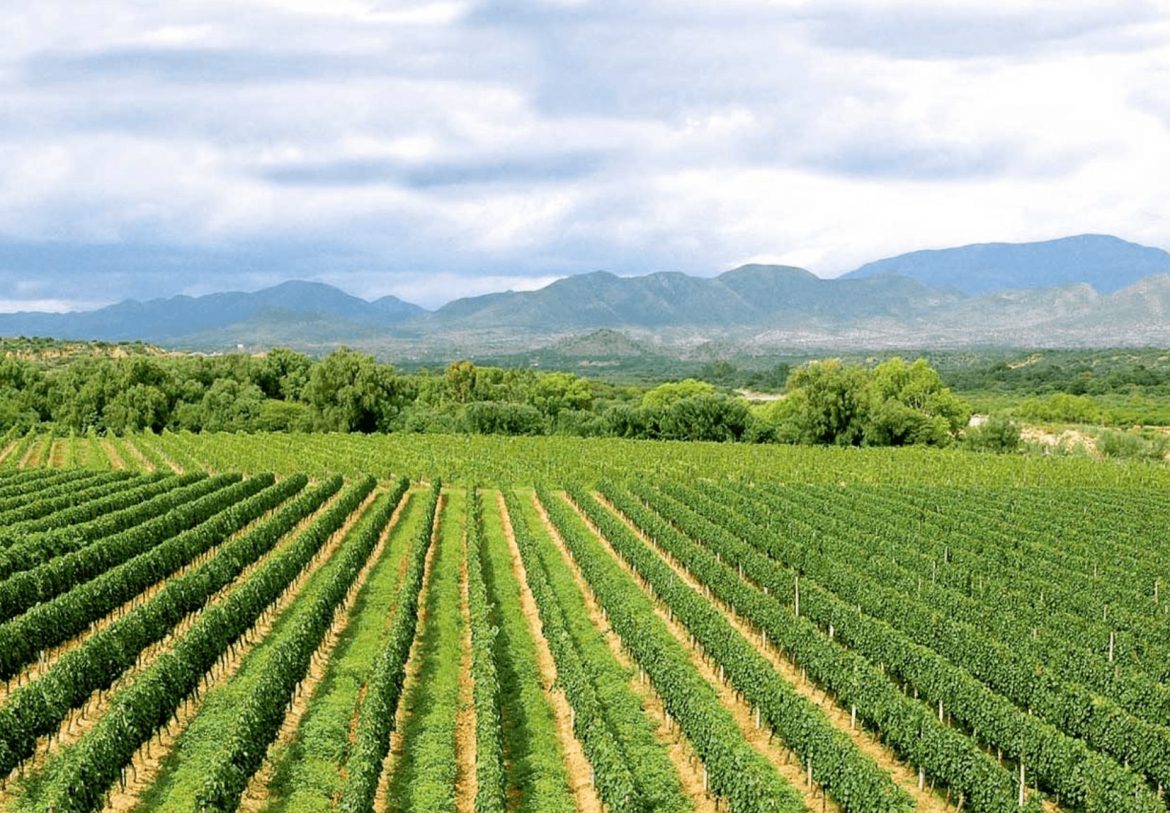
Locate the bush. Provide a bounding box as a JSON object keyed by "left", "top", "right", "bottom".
{"left": 1017, "top": 393, "right": 1103, "bottom": 424}
{"left": 655, "top": 394, "right": 752, "bottom": 442}
{"left": 460, "top": 401, "right": 546, "bottom": 435}
{"left": 964, "top": 415, "right": 1022, "bottom": 453}
{"left": 1097, "top": 429, "right": 1169, "bottom": 461}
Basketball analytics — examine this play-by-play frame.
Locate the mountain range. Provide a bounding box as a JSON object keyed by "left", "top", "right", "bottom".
{"left": 843, "top": 234, "right": 1170, "bottom": 294}
{"left": 4, "top": 234, "right": 1170, "bottom": 357}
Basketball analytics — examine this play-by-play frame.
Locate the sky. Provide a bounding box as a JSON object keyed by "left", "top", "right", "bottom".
{"left": 1, "top": 0, "right": 1169, "bottom": 311}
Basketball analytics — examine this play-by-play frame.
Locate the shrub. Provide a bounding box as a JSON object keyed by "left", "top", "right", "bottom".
{"left": 964, "top": 415, "right": 1022, "bottom": 453}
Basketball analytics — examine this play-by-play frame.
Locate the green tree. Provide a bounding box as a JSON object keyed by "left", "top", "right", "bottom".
{"left": 865, "top": 357, "right": 970, "bottom": 446}
{"left": 200, "top": 379, "right": 265, "bottom": 432}
{"left": 445, "top": 360, "right": 478, "bottom": 404}
{"left": 305, "top": 348, "right": 401, "bottom": 433}
{"left": 657, "top": 394, "right": 752, "bottom": 442}
{"left": 255, "top": 399, "right": 314, "bottom": 432}
{"left": 530, "top": 372, "right": 593, "bottom": 417}
{"left": 103, "top": 384, "right": 170, "bottom": 433}
{"left": 964, "top": 415, "right": 1022, "bottom": 453}
{"left": 642, "top": 379, "right": 716, "bottom": 410}
{"left": 777, "top": 360, "right": 870, "bottom": 445}
{"left": 461, "top": 401, "right": 545, "bottom": 435}
{"left": 255, "top": 347, "right": 313, "bottom": 401}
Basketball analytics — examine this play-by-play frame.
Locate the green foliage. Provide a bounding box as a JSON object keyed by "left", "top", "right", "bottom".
{"left": 461, "top": 401, "right": 546, "bottom": 435}
{"left": 965, "top": 416, "right": 1022, "bottom": 454}
{"left": 1097, "top": 429, "right": 1170, "bottom": 461}
{"left": 199, "top": 379, "right": 266, "bottom": 432}
{"left": 254, "top": 399, "right": 314, "bottom": 432}
{"left": 774, "top": 360, "right": 871, "bottom": 445}
{"left": 529, "top": 371, "right": 593, "bottom": 417}
{"left": 772, "top": 357, "right": 970, "bottom": 447}
{"left": 305, "top": 347, "right": 402, "bottom": 432}
{"left": 1017, "top": 393, "right": 1104, "bottom": 424}
{"left": 655, "top": 393, "right": 751, "bottom": 441}
{"left": 641, "top": 378, "right": 715, "bottom": 409}
{"left": 103, "top": 383, "right": 170, "bottom": 433}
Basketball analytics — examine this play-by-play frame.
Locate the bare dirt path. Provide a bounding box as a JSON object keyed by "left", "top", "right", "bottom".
{"left": 0, "top": 441, "right": 19, "bottom": 466}
{"left": 149, "top": 445, "right": 184, "bottom": 474}
{"left": 98, "top": 487, "right": 382, "bottom": 813}
{"left": 592, "top": 491, "right": 955, "bottom": 813}
{"left": 17, "top": 437, "right": 46, "bottom": 469}
{"left": 101, "top": 440, "right": 126, "bottom": 471}
{"left": 118, "top": 440, "right": 156, "bottom": 474}
{"left": 375, "top": 494, "right": 443, "bottom": 813}
{"left": 561, "top": 491, "right": 839, "bottom": 813}
{"left": 529, "top": 491, "right": 719, "bottom": 813}
{"left": 47, "top": 440, "right": 66, "bottom": 469}
{"left": 496, "top": 491, "right": 603, "bottom": 813}
{"left": 237, "top": 486, "right": 409, "bottom": 812}
{"left": 455, "top": 523, "right": 477, "bottom": 813}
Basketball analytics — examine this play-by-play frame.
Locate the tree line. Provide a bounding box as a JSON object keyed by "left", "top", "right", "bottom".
{"left": 0, "top": 345, "right": 996, "bottom": 447}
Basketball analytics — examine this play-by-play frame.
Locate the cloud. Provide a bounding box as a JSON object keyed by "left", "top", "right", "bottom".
{"left": 0, "top": 0, "right": 1169, "bottom": 312}
{"left": 261, "top": 150, "right": 608, "bottom": 188}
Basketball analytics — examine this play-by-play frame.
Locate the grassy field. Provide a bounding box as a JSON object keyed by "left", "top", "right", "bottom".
{"left": 0, "top": 435, "right": 1168, "bottom": 813}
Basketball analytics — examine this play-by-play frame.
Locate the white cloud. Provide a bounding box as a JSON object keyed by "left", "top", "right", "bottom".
{"left": 0, "top": 0, "right": 1169, "bottom": 307}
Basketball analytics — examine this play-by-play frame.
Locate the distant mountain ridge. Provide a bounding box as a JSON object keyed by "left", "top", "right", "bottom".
{"left": 414, "top": 265, "right": 952, "bottom": 331}
{"left": 3, "top": 234, "right": 1170, "bottom": 353}
{"left": 843, "top": 234, "right": 1170, "bottom": 294}
{"left": 0, "top": 280, "right": 426, "bottom": 344}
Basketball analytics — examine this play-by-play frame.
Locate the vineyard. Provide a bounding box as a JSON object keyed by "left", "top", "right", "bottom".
{"left": 0, "top": 430, "right": 1168, "bottom": 812}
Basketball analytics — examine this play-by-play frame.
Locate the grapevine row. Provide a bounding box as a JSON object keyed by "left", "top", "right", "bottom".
{"left": 2, "top": 472, "right": 190, "bottom": 538}
{"left": 465, "top": 488, "right": 508, "bottom": 813}
{"left": 0, "top": 473, "right": 220, "bottom": 580}
{"left": 503, "top": 489, "right": 642, "bottom": 811}
{"left": 0, "top": 473, "right": 285, "bottom": 681}
{"left": 0, "top": 474, "right": 324, "bottom": 780}
{"left": 194, "top": 475, "right": 401, "bottom": 811}
{"left": 0, "top": 471, "right": 139, "bottom": 529}
{"left": 582, "top": 484, "right": 930, "bottom": 813}
{"left": 634, "top": 480, "right": 1159, "bottom": 812}
{"left": 38, "top": 476, "right": 380, "bottom": 812}
{"left": 537, "top": 485, "right": 807, "bottom": 813}
{"left": 705, "top": 480, "right": 1170, "bottom": 795}
{"left": 338, "top": 480, "right": 439, "bottom": 813}
{"left": 0, "top": 473, "right": 263, "bottom": 623}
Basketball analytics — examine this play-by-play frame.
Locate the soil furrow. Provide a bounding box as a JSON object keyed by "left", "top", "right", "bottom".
{"left": 496, "top": 491, "right": 603, "bottom": 813}
{"left": 237, "top": 485, "right": 407, "bottom": 812}
{"left": 560, "top": 491, "right": 838, "bottom": 813}
{"left": 455, "top": 523, "right": 478, "bottom": 813}
{"left": 529, "top": 490, "right": 718, "bottom": 813}
{"left": 97, "top": 487, "right": 383, "bottom": 812}
{"left": 375, "top": 494, "right": 443, "bottom": 813}
{"left": 118, "top": 441, "right": 156, "bottom": 474}
{"left": 101, "top": 440, "right": 126, "bottom": 471}
{"left": 594, "top": 491, "right": 954, "bottom": 813}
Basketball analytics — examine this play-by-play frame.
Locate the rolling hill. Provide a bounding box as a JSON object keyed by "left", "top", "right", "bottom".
{"left": 3, "top": 234, "right": 1170, "bottom": 354}
{"left": 842, "top": 234, "right": 1170, "bottom": 294}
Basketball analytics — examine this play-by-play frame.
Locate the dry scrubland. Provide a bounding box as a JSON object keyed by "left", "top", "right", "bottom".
{"left": 0, "top": 431, "right": 1168, "bottom": 812}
